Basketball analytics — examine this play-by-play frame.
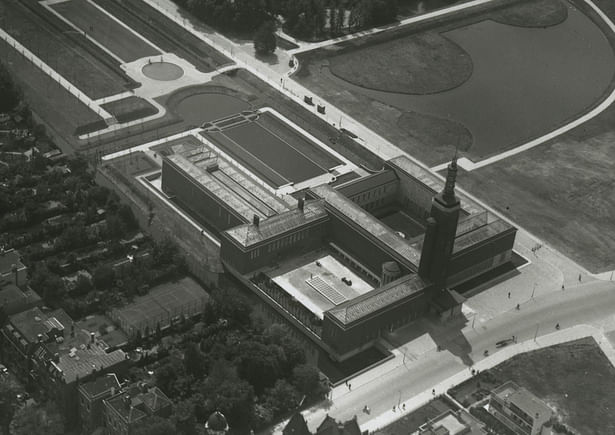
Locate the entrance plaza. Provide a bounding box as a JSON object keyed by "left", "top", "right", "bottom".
{"left": 269, "top": 252, "right": 374, "bottom": 319}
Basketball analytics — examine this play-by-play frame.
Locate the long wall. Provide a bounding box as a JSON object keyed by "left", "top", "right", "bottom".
{"left": 321, "top": 289, "right": 430, "bottom": 359}
{"left": 161, "top": 160, "right": 246, "bottom": 232}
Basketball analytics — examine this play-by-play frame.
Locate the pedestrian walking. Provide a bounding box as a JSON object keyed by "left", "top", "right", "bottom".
{"left": 432, "top": 389, "right": 435, "bottom": 396}
{"left": 508, "top": 292, "right": 511, "bottom": 299}
{"left": 402, "top": 403, "right": 406, "bottom": 411}
{"left": 561, "top": 284, "right": 565, "bottom": 291}
{"left": 348, "top": 383, "right": 351, "bottom": 391}
{"left": 578, "top": 273, "right": 582, "bottom": 282}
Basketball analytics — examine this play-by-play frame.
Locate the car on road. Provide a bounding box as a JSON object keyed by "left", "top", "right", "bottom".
{"left": 496, "top": 337, "right": 516, "bottom": 348}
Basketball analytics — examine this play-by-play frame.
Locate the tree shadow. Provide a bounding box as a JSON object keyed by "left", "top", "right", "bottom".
{"left": 254, "top": 51, "right": 281, "bottom": 66}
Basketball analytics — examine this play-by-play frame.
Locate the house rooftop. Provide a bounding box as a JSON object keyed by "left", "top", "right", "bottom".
{"left": 492, "top": 381, "right": 553, "bottom": 420}
{"left": 0, "top": 249, "right": 25, "bottom": 274}
{"left": 79, "top": 373, "right": 121, "bottom": 399}
{"left": 105, "top": 384, "right": 172, "bottom": 423}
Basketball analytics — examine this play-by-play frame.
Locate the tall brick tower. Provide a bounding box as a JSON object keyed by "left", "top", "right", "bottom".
{"left": 418, "top": 155, "right": 461, "bottom": 286}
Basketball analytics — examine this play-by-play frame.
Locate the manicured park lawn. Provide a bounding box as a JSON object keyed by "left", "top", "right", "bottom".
{"left": 101, "top": 97, "right": 158, "bottom": 123}
{"left": 53, "top": 0, "right": 160, "bottom": 63}
{"left": 329, "top": 32, "right": 473, "bottom": 95}
{"left": 0, "top": 0, "right": 131, "bottom": 99}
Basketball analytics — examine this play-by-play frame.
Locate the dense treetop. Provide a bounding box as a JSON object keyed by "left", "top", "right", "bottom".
{"left": 173, "top": 0, "right": 399, "bottom": 40}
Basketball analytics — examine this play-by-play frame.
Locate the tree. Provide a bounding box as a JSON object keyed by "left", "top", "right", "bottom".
{"left": 203, "top": 368, "right": 254, "bottom": 429}
{"left": 236, "top": 341, "right": 285, "bottom": 394}
{"left": 9, "top": 402, "right": 64, "bottom": 435}
{"left": 92, "top": 265, "right": 115, "bottom": 290}
{"left": 254, "top": 21, "right": 277, "bottom": 55}
{"left": 184, "top": 343, "right": 207, "bottom": 378}
{"left": 292, "top": 364, "right": 323, "bottom": 397}
{"left": 263, "top": 379, "right": 301, "bottom": 415}
{"left": 0, "top": 61, "right": 22, "bottom": 112}
{"left": 131, "top": 415, "right": 177, "bottom": 435}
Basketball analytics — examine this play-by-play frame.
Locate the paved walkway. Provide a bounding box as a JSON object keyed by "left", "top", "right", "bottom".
{"left": 283, "top": 0, "right": 496, "bottom": 55}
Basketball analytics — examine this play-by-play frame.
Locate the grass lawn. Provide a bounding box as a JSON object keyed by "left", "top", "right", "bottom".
{"left": 451, "top": 338, "right": 615, "bottom": 435}
{"left": 374, "top": 397, "right": 457, "bottom": 435}
{"left": 491, "top": 0, "right": 568, "bottom": 27}
{"left": 492, "top": 337, "right": 615, "bottom": 435}
{"left": 92, "top": 0, "right": 231, "bottom": 72}
{"left": 101, "top": 97, "right": 158, "bottom": 123}
{"left": 52, "top": 0, "right": 160, "bottom": 63}
{"left": 0, "top": 38, "right": 102, "bottom": 151}
{"left": 458, "top": 98, "right": 615, "bottom": 273}
{"left": 593, "top": 0, "right": 615, "bottom": 19}
{"left": 0, "top": 0, "right": 132, "bottom": 99}
{"left": 329, "top": 32, "right": 472, "bottom": 95}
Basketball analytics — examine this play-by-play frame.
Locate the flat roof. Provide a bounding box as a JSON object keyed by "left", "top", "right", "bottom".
{"left": 493, "top": 381, "right": 552, "bottom": 419}
{"left": 387, "top": 156, "right": 484, "bottom": 216}
{"left": 111, "top": 277, "right": 209, "bottom": 330}
{"left": 79, "top": 373, "right": 121, "bottom": 399}
{"left": 0, "top": 249, "right": 24, "bottom": 273}
{"left": 225, "top": 200, "right": 328, "bottom": 248}
{"left": 453, "top": 219, "right": 514, "bottom": 254}
{"left": 164, "top": 147, "right": 292, "bottom": 221}
{"left": 337, "top": 170, "right": 398, "bottom": 198}
{"left": 327, "top": 273, "right": 430, "bottom": 325}
{"left": 269, "top": 252, "right": 374, "bottom": 319}
{"left": 311, "top": 184, "right": 421, "bottom": 266}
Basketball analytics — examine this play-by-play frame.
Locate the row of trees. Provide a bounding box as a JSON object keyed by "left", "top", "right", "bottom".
{"left": 173, "top": 0, "right": 399, "bottom": 40}
{"left": 0, "top": 61, "right": 22, "bottom": 113}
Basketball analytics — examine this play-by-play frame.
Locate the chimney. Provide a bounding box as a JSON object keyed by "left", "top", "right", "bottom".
{"left": 252, "top": 215, "right": 260, "bottom": 227}
{"left": 123, "top": 394, "right": 131, "bottom": 409}
{"left": 53, "top": 353, "right": 60, "bottom": 363}
{"left": 298, "top": 197, "right": 305, "bottom": 212}
{"left": 37, "top": 333, "right": 43, "bottom": 343}
{"left": 110, "top": 386, "right": 115, "bottom": 397}
{"left": 90, "top": 332, "right": 95, "bottom": 343}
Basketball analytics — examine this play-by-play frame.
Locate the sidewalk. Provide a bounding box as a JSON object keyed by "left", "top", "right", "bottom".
{"left": 361, "top": 324, "right": 613, "bottom": 432}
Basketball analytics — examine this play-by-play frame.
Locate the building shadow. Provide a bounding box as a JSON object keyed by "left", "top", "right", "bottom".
{"left": 384, "top": 314, "right": 475, "bottom": 367}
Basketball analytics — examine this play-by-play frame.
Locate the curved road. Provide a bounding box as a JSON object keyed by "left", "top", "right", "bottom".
{"left": 301, "top": 281, "right": 615, "bottom": 431}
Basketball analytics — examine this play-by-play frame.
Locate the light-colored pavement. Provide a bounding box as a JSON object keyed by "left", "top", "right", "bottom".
{"left": 290, "top": 280, "right": 615, "bottom": 433}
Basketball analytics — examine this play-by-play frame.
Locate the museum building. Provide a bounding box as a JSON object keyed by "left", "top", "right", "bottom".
{"left": 161, "top": 148, "right": 516, "bottom": 361}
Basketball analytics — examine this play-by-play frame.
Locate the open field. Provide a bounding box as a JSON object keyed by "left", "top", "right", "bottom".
{"left": 92, "top": 0, "right": 231, "bottom": 72}
{"left": 295, "top": 0, "right": 595, "bottom": 165}
{"left": 0, "top": 0, "right": 133, "bottom": 99}
{"left": 101, "top": 97, "right": 158, "bottom": 124}
{"left": 52, "top": 0, "right": 160, "bottom": 63}
{"left": 467, "top": 338, "right": 615, "bottom": 435}
{"left": 458, "top": 101, "right": 615, "bottom": 273}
